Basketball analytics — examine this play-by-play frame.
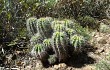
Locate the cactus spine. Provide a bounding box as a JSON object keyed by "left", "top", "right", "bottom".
{"left": 51, "top": 32, "right": 68, "bottom": 62}
{"left": 26, "top": 17, "right": 37, "bottom": 37}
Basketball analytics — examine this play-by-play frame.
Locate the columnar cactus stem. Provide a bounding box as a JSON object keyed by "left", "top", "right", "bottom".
{"left": 63, "top": 19, "right": 74, "bottom": 28}
{"left": 70, "top": 34, "right": 85, "bottom": 52}
{"left": 51, "top": 32, "right": 68, "bottom": 62}
{"left": 26, "top": 17, "right": 37, "bottom": 37}
{"left": 34, "top": 44, "right": 49, "bottom": 62}
{"left": 53, "top": 24, "right": 66, "bottom": 32}
{"left": 30, "top": 33, "right": 43, "bottom": 46}
{"left": 37, "top": 17, "right": 53, "bottom": 38}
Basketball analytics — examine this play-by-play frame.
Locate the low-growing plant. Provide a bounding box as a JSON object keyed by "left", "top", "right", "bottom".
{"left": 26, "top": 17, "right": 90, "bottom": 65}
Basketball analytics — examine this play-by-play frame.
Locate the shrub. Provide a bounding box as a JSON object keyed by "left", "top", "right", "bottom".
{"left": 77, "top": 15, "right": 98, "bottom": 29}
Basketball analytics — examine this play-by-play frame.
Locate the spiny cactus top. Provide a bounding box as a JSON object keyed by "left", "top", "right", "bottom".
{"left": 34, "top": 44, "right": 48, "bottom": 60}
{"left": 66, "top": 28, "right": 76, "bottom": 37}
{"left": 70, "top": 34, "right": 85, "bottom": 51}
{"left": 26, "top": 17, "right": 37, "bottom": 37}
{"left": 30, "top": 33, "right": 43, "bottom": 46}
{"left": 43, "top": 38, "right": 52, "bottom": 50}
{"left": 51, "top": 20, "right": 64, "bottom": 29}
{"left": 51, "top": 31, "right": 68, "bottom": 62}
{"left": 63, "top": 19, "right": 74, "bottom": 28}
{"left": 36, "top": 17, "right": 53, "bottom": 38}
{"left": 53, "top": 24, "right": 66, "bottom": 32}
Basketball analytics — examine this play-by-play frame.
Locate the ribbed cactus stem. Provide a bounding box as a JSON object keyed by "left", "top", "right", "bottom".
{"left": 54, "top": 24, "right": 66, "bottom": 32}
{"left": 34, "top": 44, "right": 49, "bottom": 61}
{"left": 51, "top": 32, "right": 68, "bottom": 62}
{"left": 26, "top": 17, "right": 37, "bottom": 37}
{"left": 63, "top": 19, "right": 74, "bottom": 28}
{"left": 70, "top": 34, "right": 85, "bottom": 52}
{"left": 43, "top": 38, "right": 52, "bottom": 51}
{"left": 51, "top": 20, "right": 64, "bottom": 29}
{"left": 66, "top": 28, "right": 76, "bottom": 38}
{"left": 30, "top": 33, "right": 43, "bottom": 46}
{"left": 37, "top": 17, "right": 53, "bottom": 38}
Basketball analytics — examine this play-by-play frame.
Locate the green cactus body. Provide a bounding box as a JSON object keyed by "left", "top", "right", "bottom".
{"left": 48, "top": 54, "right": 57, "bottom": 65}
{"left": 63, "top": 19, "right": 74, "bottom": 29}
{"left": 51, "top": 20, "right": 64, "bottom": 29}
{"left": 52, "top": 32, "right": 68, "bottom": 62}
{"left": 30, "top": 33, "right": 43, "bottom": 46}
{"left": 37, "top": 17, "right": 53, "bottom": 38}
{"left": 34, "top": 44, "right": 49, "bottom": 61}
{"left": 70, "top": 34, "right": 85, "bottom": 52}
{"left": 54, "top": 24, "right": 66, "bottom": 32}
{"left": 43, "top": 38, "right": 52, "bottom": 51}
{"left": 26, "top": 17, "right": 37, "bottom": 37}
{"left": 66, "top": 28, "right": 76, "bottom": 38}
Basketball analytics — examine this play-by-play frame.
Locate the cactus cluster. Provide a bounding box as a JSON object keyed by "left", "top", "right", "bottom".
{"left": 26, "top": 17, "right": 89, "bottom": 65}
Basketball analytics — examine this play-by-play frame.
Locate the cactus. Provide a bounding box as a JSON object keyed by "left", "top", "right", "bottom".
{"left": 63, "top": 19, "right": 74, "bottom": 28}
{"left": 66, "top": 28, "right": 76, "bottom": 38}
{"left": 51, "top": 32, "right": 68, "bottom": 62}
{"left": 70, "top": 34, "right": 85, "bottom": 52}
{"left": 30, "top": 33, "right": 43, "bottom": 46}
{"left": 43, "top": 38, "right": 52, "bottom": 52}
{"left": 34, "top": 44, "right": 49, "bottom": 62}
{"left": 36, "top": 17, "right": 53, "bottom": 38}
{"left": 26, "top": 17, "right": 37, "bottom": 37}
{"left": 48, "top": 54, "right": 57, "bottom": 65}
{"left": 51, "top": 20, "right": 64, "bottom": 29}
{"left": 53, "top": 24, "right": 66, "bottom": 32}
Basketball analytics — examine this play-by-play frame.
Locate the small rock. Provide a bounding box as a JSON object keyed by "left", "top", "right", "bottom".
{"left": 98, "top": 38, "right": 107, "bottom": 44}
{"left": 54, "top": 65, "right": 59, "bottom": 69}
{"left": 66, "top": 67, "right": 73, "bottom": 70}
{"left": 58, "top": 63, "right": 67, "bottom": 68}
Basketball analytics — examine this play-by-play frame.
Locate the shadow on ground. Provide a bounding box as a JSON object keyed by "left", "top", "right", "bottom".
{"left": 65, "top": 44, "right": 97, "bottom": 68}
